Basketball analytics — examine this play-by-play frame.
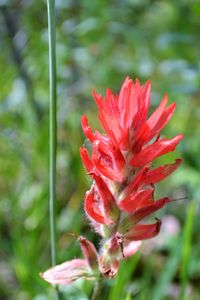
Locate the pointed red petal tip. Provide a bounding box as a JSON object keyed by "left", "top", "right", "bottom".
{"left": 119, "top": 197, "right": 170, "bottom": 234}
{"left": 92, "top": 89, "right": 103, "bottom": 107}
{"left": 40, "top": 259, "right": 92, "bottom": 285}
{"left": 131, "top": 197, "right": 170, "bottom": 224}
{"left": 81, "top": 115, "right": 96, "bottom": 142}
{"left": 125, "top": 219, "right": 162, "bottom": 241}
{"left": 124, "top": 76, "right": 131, "bottom": 84}
{"left": 143, "top": 80, "right": 151, "bottom": 107}
{"left": 78, "top": 236, "right": 99, "bottom": 271}
{"left": 130, "top": 134, "right": 183, "bottom": 167}
{"left": 143, "top": 158, "right": 183, "bottom": 185}
{"left": 147, "top": 100, "right": 177, "bottom": 141}
{"left": 147, "top": 93, "right": 168, "bottom": 131}
{"left": 80, "top": 147, "right": 94, "bottom": 173}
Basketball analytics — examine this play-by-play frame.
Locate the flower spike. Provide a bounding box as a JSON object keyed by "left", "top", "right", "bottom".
{"left": 41, "top": 77, "right": 183, "bottom": 285}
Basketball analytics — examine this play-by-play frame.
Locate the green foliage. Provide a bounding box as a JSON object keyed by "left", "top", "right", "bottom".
{"left": 0, "top": 0, "right": 200, "bottom": 299}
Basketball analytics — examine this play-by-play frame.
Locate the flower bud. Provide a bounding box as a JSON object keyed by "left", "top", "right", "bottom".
{"left": 78, "top": 236, "right": 99, "bottom": 273}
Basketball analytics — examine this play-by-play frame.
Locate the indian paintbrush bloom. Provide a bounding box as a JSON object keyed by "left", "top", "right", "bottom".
{"left": 40, "top": 77, "right": 183, "bottom": 284}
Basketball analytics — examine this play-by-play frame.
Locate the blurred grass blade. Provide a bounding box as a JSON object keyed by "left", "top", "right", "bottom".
{"left": 125, "top": 293, "right": 132, "bottom": 300}
{"left": 108, "top": 254, "right": 140, "bottom": 300}
{"left": 139, "top": 257, "right": 153, "bottom": 300}
{"left": 179, "top": 201, "right": 195, "bottom": 300}
{"left": 152, "top": 237, "right": 182, "bottom": 300}
{"left": 47, "top": 0, "right": 61, "bottom": 299}
{"left": 47, "top": 0, "right": 57, "bottom": 269}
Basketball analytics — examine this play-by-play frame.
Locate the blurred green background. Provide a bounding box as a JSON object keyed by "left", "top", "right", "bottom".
{"left": 0, "top": 0, "right": 200, "bottom": 299}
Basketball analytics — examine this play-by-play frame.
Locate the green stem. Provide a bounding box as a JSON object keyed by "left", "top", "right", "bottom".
{"left": 47, "top": 1, "right": 60, "bottom": 299}
{"left": 91, "top": 279, "right": 102, "bottom": 300}
{"left": 47, "top": 0, "right": 57, "bottom": 269}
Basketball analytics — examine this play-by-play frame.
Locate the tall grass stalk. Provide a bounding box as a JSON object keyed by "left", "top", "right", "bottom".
{"left": 47, "top": 1, "right": 60, "bottom": 298}
{"left": 152, "top": 237, "right": 182, "bottom": 300}
{"left": 179, "top": 201, "right": 195, "bottom": 300}
{"left": 108, "top": 254, "right": 140, "bottom": 300}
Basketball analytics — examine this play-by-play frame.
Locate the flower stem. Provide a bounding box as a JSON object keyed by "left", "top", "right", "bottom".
{"left": 91, "top": 279, "right": 102, "bottom": 300}
{"left": 47, "top": 1, "right": 60, "bottom": 299}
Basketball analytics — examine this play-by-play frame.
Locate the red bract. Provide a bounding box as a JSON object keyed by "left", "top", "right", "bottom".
{"left": 41, "top": 77, "right": 183, "bottom": 285}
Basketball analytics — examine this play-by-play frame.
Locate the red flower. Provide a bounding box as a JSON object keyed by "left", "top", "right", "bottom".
{"left": 80, "top": 77, "right": 183, "bottom": 278}
{"left": 41, "top": 77, "right": 183, "bottom": 285}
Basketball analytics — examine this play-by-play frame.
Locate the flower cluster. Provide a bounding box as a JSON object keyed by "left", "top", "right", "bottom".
{"left": 41, "top": 77, "right": 183, "bottom": 284}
